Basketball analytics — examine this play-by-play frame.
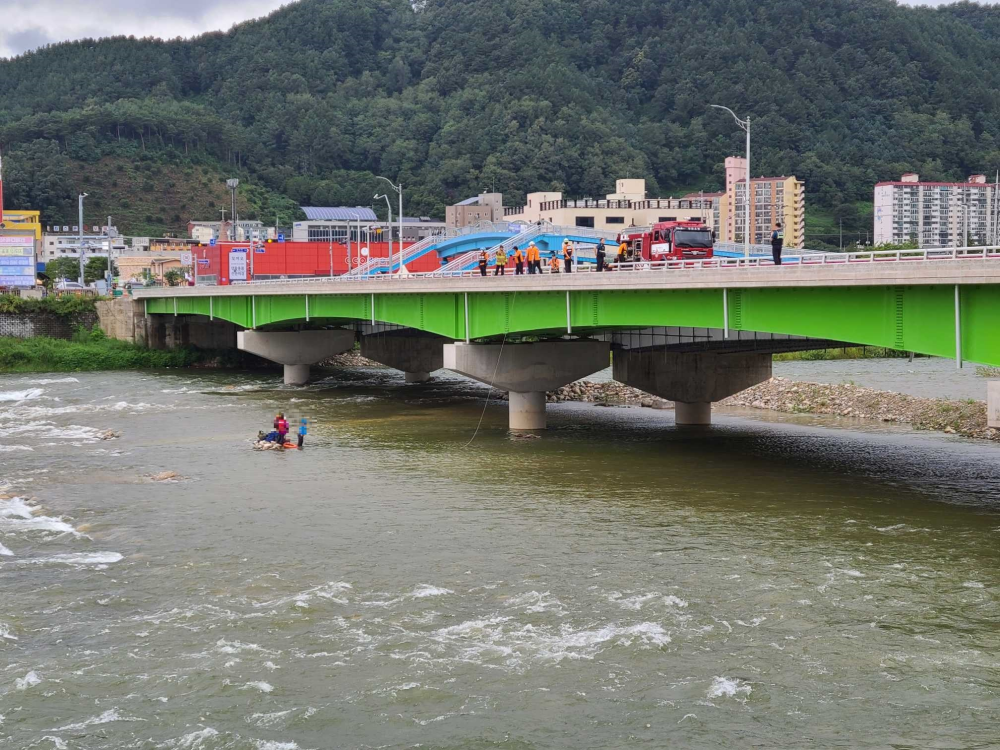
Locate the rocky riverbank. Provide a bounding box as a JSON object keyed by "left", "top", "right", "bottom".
{"left": 721, "top": 377, "right": 997, "bottom": 441}
{"left": 320, "top": 349, "right": 381, "bottom": 368}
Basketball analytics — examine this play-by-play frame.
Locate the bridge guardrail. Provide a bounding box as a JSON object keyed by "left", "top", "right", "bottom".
{"left": 226, "top": 246, "right": 1000, "bottom": 286}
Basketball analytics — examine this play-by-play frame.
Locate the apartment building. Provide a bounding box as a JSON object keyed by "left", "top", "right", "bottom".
{"left": 873, "top": 173, "right": 996, "bottom": 247}
{"left": 717, "top": 157, "right": 805, "bottom": 248}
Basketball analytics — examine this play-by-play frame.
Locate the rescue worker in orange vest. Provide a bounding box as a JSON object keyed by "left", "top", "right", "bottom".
{"left": 513, "top": 245, "right": 525, "bottom": 275}
{"left": 617, "top": 240, "right": 628, "bottom": 267}
{"left": 563, "top": 240, "right": 574, "bottom": 274}
{"left": 478, "top": 249, "right": 489, "bottom": 276}
{"left": 550, "top": 254, "right": 561, "bottom": 273}
{"left": 494, "top": 247, "right": 507, "bottom": 276}
{"left": 527, "top": 242, "right": 541, "bottom": 275}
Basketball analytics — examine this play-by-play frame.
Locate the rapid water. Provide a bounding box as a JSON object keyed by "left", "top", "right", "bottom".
{"left": 1, "top": 369, "right": 998, "bottom": 749}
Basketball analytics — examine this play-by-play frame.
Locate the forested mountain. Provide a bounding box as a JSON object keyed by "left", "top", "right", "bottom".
{"left": 2, "top": 0, "right": 1000, "bottom": 246}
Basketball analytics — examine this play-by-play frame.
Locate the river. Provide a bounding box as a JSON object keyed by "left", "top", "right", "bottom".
{"left": 1, "top": 368, "right": 998, "bottom": 749}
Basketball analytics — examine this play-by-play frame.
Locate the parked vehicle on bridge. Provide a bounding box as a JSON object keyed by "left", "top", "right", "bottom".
{"left": 617, "top": 221, "right": 715, "bottom": 263}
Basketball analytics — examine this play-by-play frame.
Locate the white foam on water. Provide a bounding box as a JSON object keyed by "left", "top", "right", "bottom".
{"left": 0, "top": 623, "right": 16, "bottom": 640}
{"left": 242, "top": 681, "right": 274, "bottom": 693}
{"left": 0, "top": 388, "right": 43, "bottom": 402}
{"left": 875, "top": 524, "right": 907, "bottom": 533}
{"left": 216, "top": 639, "right": 280, "bottom": 656}
{"left": 838, "top": 568, "right": 865, "bottom": 578}
{"left": 408, "top": 584, "right": 454, "bottom": 598}
{"left": 0, "top": 497, "right": 35, "bottom": 519}
{"left": 30, "top": 378, "right": 79, "bottom": 385}
{"left": 505, "top": 590, "right": 565, "bottom": 614}
{"left": 162, "top": 727, "right": 219, "bottom": 749}
{"left": 253, "top": 742, "right": 299, "bottom": 750}
{"left": 22, "top": 552, "right": 123, "bottom": 566}
{"left": 663, "top": 595, "right": 688, "bottom": 607}
{"left": 248, "top": 710, "right": 293, "bottom": 728}
{"left": 15, "top": 670, "right": 41, "bottom": 690}
{"left": 0, "top": 541, "right": 12, "bottom": 556}
{"left": 259, "top": 581, "right": 352, "bottom": 609}
{"left": 51, "top": 708, "right": 142, "bottom": 732}
{"left": 41, "top": 737, "right": 67, "bottom": 750}
{"left": 0, "top": 445, "right": 32, "bottom": 453}
{"left": 707, "top": 676, "right": 752, "bottom": 699}
{"left": 0, "top": 422, "right": 105, "bottom": 442}
{"left": 617, "top": 592, "right": 661, "bottom": 610}
{"left": 962, "top": 581, "right": 985, "bottom": 589}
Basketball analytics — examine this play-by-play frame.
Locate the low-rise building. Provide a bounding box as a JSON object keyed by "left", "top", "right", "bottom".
{"left": 187, "top": 219, "right": 267, "bottom": 242}
{"left": 2, "top": 209, "right": 42, "bottom": 240}
{"left": 41, "top": 231, "right": 127, "bottom": 262}
{"left": 446, "top": 193, "right": 504, "bottom": 228}
{"left": 293, "top": 207, "right": 446, "bottom": 243}
{"left": 874, "top": 173, "right": 997, "bottom": 247}
{"left": 503, "top": 179, "right": 719, "bottom": 233}
{"left": 116, "top": 254, "right": 189, "bottom": 282}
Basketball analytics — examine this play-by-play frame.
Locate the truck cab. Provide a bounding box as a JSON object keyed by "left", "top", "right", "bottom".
{"left": 645, "top": 221, "right": 714, "bottom": 261}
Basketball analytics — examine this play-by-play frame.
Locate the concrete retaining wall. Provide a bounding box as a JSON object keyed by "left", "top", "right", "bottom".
{"left": 0, "top": 311, "right": 99, "bottom": 340}
{"left": 97, "top": 296, "right": 239, "bottom": 351}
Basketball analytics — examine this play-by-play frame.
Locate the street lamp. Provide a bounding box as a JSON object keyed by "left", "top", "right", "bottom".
{"left": 374, "top": 193, "right": 393, "bottom": 271}
{"left": 77, "top": 193, "right": 88, "bottom": 284}
{"left": 710, "top": 104, "right": 751, "bottom": 258}
{"left": 376, "top": 176, "right": 403, "bottom": 272}
{"left": 226, "top": 179, "right": 239, "bottom": 240}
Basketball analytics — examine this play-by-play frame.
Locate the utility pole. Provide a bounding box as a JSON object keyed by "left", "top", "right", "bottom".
{"left": 376, "top": 176, "right": 404, "bottom": 271}
{"left": 77, "top": 193, "right": 88, "bottom": 285}
{"left": 106, "top": 214, "right": 114, "bottom": 285}
{"left": 839, "top": 218, "right": 843, "bottom": 252}
{"left": 226, "top": 179, "right": 239, "bottom": 241}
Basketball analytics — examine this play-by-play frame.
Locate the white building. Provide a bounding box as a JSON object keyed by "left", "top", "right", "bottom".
{"left": 293, "top": 207, "right": 446, "bottom": 243}
{"left": 874, "top": 173, "right": 997, "bottom": 247}
{"left": 40, "top": 232, "right": 127, "bottom": 262}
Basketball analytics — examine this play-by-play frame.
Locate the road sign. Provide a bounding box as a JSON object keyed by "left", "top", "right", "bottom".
{"left": 197, "top": 259, "right": 210, "bottom": 266}
{"left": 278, "top": 233, "right": 285, "bottom": 242}
{"left": 209, "top": 238, "right": 216, "bottom": 247}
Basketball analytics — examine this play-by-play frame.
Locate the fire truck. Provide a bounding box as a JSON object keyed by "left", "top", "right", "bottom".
{"left": 616, "top": 221, "right": 714, "bottom": 262}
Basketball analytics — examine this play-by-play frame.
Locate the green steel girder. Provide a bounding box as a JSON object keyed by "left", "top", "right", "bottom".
{"left": 144, "top": 284, "right": 1000, "bottom": 366}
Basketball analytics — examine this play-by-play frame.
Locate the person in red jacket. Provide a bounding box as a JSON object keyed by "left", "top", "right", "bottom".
{"left": 275, "top": 412, "right": 290, "bottom": 445}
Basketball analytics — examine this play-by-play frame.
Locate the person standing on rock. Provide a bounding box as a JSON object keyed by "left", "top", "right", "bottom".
{"left": 275, "top": 413, "right": 289, "bottom": 445}
{"left": 771, "top": 223, "right": 784, "bottom": 266}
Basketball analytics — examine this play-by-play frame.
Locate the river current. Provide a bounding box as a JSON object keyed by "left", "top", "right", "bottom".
{"left": 1, "top": 368, "right": 998, "bottom": 749}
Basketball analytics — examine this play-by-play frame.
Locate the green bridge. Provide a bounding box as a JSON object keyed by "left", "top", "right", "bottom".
{"left": 137, "top": 260, "right": 1000, "bottom": 428}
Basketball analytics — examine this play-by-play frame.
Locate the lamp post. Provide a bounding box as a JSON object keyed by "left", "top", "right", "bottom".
{"left": 348, "top": 211, "right": 361, "bottom": 272}
{"left": 374, "top": 193, "right": 393, "bottom": 271}
{"left": 376, "top": 176, "right": 403, "bottom": 272}
{"left": 226, "top": 179, "right": 239, "bottom": 240}
{"left": 77, "top": 192, "right": 88, "bottom": 284}
{"left": 710, "top": 104, "right": 751, "bottom": 258}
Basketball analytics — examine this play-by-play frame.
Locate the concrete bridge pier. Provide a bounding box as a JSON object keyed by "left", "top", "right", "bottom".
{"left": 237, "top": 329, "right": 356, "bottom": 385}
{"left": 613, "top": 349, "right": 772, "bottom": 425}
{"left": 443, "top": 340, "right": 610, "bottom": 430}
{"left": 360, "top": 333, "right": 447, "bottom": 383}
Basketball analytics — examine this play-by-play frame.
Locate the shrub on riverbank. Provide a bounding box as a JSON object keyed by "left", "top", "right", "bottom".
{"left": 0, "top": 328, "right": 198, "bottom": 372}
{"left": 773, "top": 347, "right": 910, "bottom": 362}
{"left": 0, "top": 294, "right": 102, "bottom": 317}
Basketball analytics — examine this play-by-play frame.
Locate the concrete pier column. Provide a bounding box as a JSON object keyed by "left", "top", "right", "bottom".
{"left": 361, "top": 333, "right": 446, "bottom": 383}
{"left": 284, "top": 364, "right": 312, "bottom": 386}
{"left": 237, "top": 329, "right": 355, "bottom": 384}
{"left": 613, "top": 349, "right": 772, "bottom": 426}
{"left": 509, "top": 391, "right": 547, "bottom": 430}
{"left": 989, "top": 381, "right": 1000, "bottom": 429}
{"left": 675, "top": 401, "right": 712, "bottom": 426}
{"left": 443, "top": 340, "right": 610, "bottom": 430}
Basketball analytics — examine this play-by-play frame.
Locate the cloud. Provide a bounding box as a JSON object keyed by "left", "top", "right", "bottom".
{"left": 0, "top": 0, "right": 288, "bottom": 58}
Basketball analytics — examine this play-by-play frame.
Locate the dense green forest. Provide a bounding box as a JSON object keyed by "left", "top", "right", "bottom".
{"left": 2, "top": 0, "right": 1000, "bottom": 248}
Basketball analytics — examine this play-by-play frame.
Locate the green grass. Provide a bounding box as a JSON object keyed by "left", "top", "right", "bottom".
{"left": 773, "top": 347, "right": 910, "bottom": 362}
{"left": 0, "top": 328, "right": 199, "bottom": 372}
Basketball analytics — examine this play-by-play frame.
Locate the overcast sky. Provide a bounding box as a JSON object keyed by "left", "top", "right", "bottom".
{"left": 0, "top": 0, "right": 995, "bottom": 59}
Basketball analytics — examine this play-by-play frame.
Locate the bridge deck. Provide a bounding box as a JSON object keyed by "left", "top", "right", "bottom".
{"left": 136, "top": 259, "right": 1000, "bottom": 299}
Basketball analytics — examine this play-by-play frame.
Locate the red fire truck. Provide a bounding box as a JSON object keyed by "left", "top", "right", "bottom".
{"left": 617, "top": 221, "right": 714, "bottom": 262}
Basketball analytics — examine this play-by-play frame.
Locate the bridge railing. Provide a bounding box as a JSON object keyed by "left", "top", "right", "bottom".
{"left": 226, "top": 245, "right": 1000, "bottom": 286}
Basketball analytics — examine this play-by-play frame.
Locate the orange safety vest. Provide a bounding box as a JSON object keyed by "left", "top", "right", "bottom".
{"left": 618, "top": 243, "right": 628, "bottom": 257}
{"left": 528, "top": 246, "right": 540, "bottom": 262}
{"left": 550, "top": 256, "right": 561, "bottom": 271}
{"left": 479, "top": 252, "right": 488, "bottom": 264}
{"left": 564, "top": 245, "right": 573, "bottom": 260}
{"left": 513, "top": 249, "right": 524, "bottom": 263}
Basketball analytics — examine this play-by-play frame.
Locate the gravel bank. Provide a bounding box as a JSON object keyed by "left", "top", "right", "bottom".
{"left": 721, "top": 377, "right": 997, "bottom": 441}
